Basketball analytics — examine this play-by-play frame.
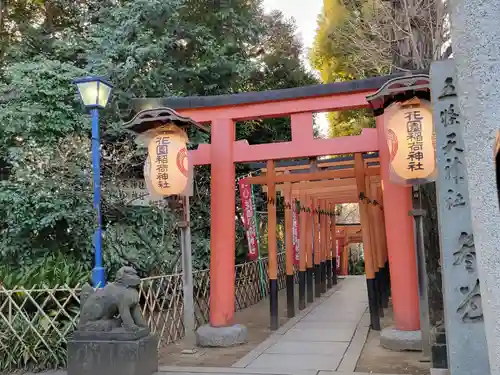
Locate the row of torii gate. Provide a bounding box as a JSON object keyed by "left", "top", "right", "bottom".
{"left": 246, "top": 154, "right": 388, "bottom": 330}
{"left": 128, "top": 73, "right": 427, "bottom": 339}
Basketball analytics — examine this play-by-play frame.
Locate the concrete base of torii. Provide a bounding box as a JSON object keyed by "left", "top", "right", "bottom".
{"left": 195, "top": 324, "right": 248, "bottom": 347}
{"left": 380, "top": 326, "right": 422, "bottom": 352}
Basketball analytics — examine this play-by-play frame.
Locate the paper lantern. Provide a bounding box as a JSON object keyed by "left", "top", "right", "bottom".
{"left": 147, "top": 125, "right": 189, "bottom": 196}
{"left": 384, "top": 98, "right": 437, "bottom": 185}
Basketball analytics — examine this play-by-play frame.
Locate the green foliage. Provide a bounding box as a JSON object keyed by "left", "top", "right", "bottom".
{"left": 348, "top": 252, "right": 365, "bottom": 275}
{"left": 0, "top": 314, "right": 75, "bottom": 371}
{"left": 311, "top": 0, "right": 391, "bottom": 81}
{"left": 0, "top": 58, "right": 89, "bottom": 150}
{"left": 0, "top": 0, "right": 315, "bottom": 279}
{"left": 0, "top": 256, "right": 83, "bottom": 372}
{"left": 0, "top": 253, "right": 88, "bottom": 289}
{"left": 327, "top": 110, "right": 375, "bottom": 138}
{"left": 0, "top": 135, "right": 94, "bottom": 266}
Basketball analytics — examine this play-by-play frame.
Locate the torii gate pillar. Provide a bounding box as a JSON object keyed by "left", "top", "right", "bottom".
{"left": 196, "top": 118, "right": 248, "bottom": 346}
{"left": 376, "top": 115, "right": 421, "bottom": 334}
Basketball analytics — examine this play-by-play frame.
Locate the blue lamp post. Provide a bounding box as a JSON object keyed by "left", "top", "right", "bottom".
{"left": 73, "top": 76, "right": 113, "bottom": 288}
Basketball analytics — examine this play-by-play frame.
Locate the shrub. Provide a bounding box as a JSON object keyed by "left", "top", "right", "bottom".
{"left": 0, "top": 304, "right": 78, "bottom": 372}
{"left": 0, "top": 253, "right": 85, "bottom": 371}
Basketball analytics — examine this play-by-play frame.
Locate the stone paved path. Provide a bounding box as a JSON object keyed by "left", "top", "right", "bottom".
{"left": 159, "top": 276, "right": 410, "bottom": 375}
{"left": 231, "top": 276, "right": 370, "bottom": 373}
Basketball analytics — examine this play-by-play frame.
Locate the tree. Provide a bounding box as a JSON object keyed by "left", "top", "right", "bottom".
{"left": 310, "top": 0, "right": 449, "bottom": 137}
{"left": 0, "top": 0, "right": 317, "bottom": 278}
{"left": 312, "top": 0, "right": 449, "bottom": 78}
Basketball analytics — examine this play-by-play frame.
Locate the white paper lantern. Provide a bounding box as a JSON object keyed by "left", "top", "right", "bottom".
{"left": 384, "top": 98, "right": 436, "bottom": 185}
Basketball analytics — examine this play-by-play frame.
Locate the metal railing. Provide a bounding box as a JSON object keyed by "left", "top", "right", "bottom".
{"left": 0, "top": 253, "right": 287, "bottom": 370}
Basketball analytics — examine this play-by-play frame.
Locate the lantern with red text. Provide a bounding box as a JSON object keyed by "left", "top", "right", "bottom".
{"left": 147, "top": 125, "right": 189, "bottom": 196}
{"left": 384, "top": 97, "right": 437, "bottom": 185}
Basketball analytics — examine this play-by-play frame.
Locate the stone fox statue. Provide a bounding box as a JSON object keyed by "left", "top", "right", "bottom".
{"left": 78, "top": 266, "right": 149, "bottom": 332}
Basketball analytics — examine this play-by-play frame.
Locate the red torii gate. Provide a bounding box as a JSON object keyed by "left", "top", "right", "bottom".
{"left": 131, "top": 74, "right": 420, "bottom": 337}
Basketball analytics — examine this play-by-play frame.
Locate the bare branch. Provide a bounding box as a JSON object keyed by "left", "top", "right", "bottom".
{"left": 324, "top": 0, "right": 450, "bottom": 75}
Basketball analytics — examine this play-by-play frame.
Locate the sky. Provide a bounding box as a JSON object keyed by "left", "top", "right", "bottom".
{"left": 262, "top": 0, "right": 329, "bottom": 136}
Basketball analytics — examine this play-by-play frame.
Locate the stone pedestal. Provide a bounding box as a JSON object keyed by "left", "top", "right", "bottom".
{"left": 67, "top": 332, "right": 158, "bottom": 375}
{"left": 196, "top": 324, "right": 248, "bottom": 347}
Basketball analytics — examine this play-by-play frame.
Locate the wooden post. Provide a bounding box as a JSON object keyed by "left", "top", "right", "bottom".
{"left": 298, "top": 191, "right": 307, "bottom": 309}
{"left": 330, "top": 203, "right": 337, "bottom": 285}
{"left": 326, "top": 201, "right": 333, "bottom": 288}
{"left": 284, "top": 182, "right": 295, "bottom": 318}
{"left": 338, "top": 231, "right": 344, "bottom": 276}
{"left": 313, "top": 198, "right": 321, "bottom": 298}
{"left": 377, "top": 186, "right": 390, "bottom": 308}
{"left": 372, "top": 182, "right": 387, "bottom": 309}
{"left": 377, "top": 187, "right": 388, "bottom": 266}
{"left": 341, "top": 237, "right": 349, "bottom": 276}
{"left": 342, "top": 239, "right": 349, "bottom": 276}
{"left": 306, "top": 196, "right": 314, "bottom": 303}
{"left": 367, "top": 177, "right": 384, "bottom": 318}
{"left": 354, "top": 152, "right": 381, "bottom": 331}
{"left": 366, "top": 178, "right": 380, "bottom": 275}
{"left": 266, "top": 160, "right": 279, "bottom": 330}
{"left": 371, "top": 183, "right": 386, "bottom": 270}
{"left": 320, "top": 200, "right": 327, "bottom": 293}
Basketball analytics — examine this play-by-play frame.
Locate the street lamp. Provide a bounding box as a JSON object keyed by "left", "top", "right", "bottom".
{"left": 73, "top": 76, "right": 113, "bottom": 288}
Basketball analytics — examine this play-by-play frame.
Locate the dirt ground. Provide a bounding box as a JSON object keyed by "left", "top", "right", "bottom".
{"left": 158, "top": 287, "right": 294, "bottom": 366}
{"left": 355, "top": 304, "right": 431, "bottom": 375}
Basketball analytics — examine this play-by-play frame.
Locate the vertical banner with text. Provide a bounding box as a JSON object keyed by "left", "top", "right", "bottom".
{"left": 292, "top": 202, "right": 300, "bottom": 266}
{"left": 239, "top": 179, "right": 258, "bottom": 261}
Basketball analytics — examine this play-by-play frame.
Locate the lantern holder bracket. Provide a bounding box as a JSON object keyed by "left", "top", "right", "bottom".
{"left": 123, "top": 107, "right": 210, "bottom": 135}
{"left": 366, "top": 74, "right": 430, "bottom": 114}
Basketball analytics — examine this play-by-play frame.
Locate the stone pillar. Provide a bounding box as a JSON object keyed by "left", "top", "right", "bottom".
{"left": 376, "top": 115, "right": 422, "bottom": 350}
{"left": 447, "top": 3, "right": 500, "bottom": 369}
{"left": 196, "top": 118, "right": 247, "bottom": 347}
{"left": 430, "top": 59, "right": 490, "bottom": 375}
